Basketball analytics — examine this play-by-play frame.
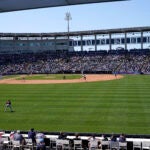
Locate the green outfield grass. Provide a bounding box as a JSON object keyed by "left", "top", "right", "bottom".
{"left": 0, "top": 75, "right": 150, "bottom": 134}
{"left": 2, "top": 75, "right": 20, "bottom": 79}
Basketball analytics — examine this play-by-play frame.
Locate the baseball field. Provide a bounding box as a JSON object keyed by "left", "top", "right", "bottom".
{"left": 0, "top": 74, "right": 150, "bottom": 135}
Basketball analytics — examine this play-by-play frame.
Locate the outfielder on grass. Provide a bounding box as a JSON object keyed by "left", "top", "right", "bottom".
{"left": 4, "top": 100, "right": 13, "bottom": 112}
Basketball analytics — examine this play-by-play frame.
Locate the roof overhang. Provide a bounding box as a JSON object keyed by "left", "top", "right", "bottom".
{"left": 0, "top": 26, "right": 149, "bottom": 37}
{"left": 0, "top": 0, "right": 127, "bottom": 13}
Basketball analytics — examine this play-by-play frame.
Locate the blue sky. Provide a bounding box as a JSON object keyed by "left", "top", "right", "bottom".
{"left": 0, "top": 0, "right": 149, "bottom": 33}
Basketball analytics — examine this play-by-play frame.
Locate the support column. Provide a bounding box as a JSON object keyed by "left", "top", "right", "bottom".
{"left": 125, "top": 32, "right": 127, "bottom": 50}
{"left": 109, "top": 33, "right": 112, "bottom": 50}
{"left": 94, "top": 34, "right": 97, "bottom": 51}
{"left": 67, "top": 32, "right": 70, "bottom": 51}
{"left": 54, "top": 36, "right": 57, "bottom": 51}
{"left": 81, "top": 35, "right": 83, "bottom": 51}
{"left": 13, "top": 36, "right": 16, "bottom": 54}
{"left": 141, "top": 31, "right": 143, "bottom": 49}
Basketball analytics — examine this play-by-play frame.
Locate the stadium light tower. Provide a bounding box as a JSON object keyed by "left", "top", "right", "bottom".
{"left": 65, "top": 12, "right": 72, "bottom": 50}
{"left": 65, "top": 12, "right": 72, "bottom": 34}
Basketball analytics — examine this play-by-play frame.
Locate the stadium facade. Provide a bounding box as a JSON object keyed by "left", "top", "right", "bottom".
{"left": 0, "top": 26, "right": 150, "bottom": 54}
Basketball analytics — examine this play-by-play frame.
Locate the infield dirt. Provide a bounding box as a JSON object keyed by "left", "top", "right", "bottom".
{"left": 0, "top": 74, "right": 123, "bottom": 84}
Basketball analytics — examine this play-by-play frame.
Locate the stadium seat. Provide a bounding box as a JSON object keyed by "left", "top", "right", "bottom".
{"left": 1, "top": 137, "right": 10, "bottom": 150}
{"left": 142, "top": 141, "right": 150, "bottom": 150}
{"left": 24, "top": 138, "right": 33, "bottom": 150}
{"left": 56, "top": 139, "right": 71, "bottom": 150}
{"left": 101, "top": 140, "right": 110, "bottom": 150}
{"left": 62, "top": 139, "right": 71, "bottom": 150}
{"left": 73, "top": 140, "right": 83, "bottom": 150}
{"left": 133, "top": 141, "right": 142, "bottom": 150}
{"left": 0, "top": 140, "right": 3, "bottom": 150}
{"left": 12, "top": 140, "right": 21, "bottom": 150}
{"left": 110, "top": 141, "right": 119, "bottom": 150}
{"left": 49, "top": 138, "right": 55, "bottom": 149}
{"left": 89, "top": 140, "right": 98, "bottom": 150}
{"left": 49, "top": 138, "right": 57, "bottom": 149}
{"left": 56, "top": 139, "right": 64, "bottom": 150}
{"left": 119, "top": 142, "right": 127, "bottom": 150}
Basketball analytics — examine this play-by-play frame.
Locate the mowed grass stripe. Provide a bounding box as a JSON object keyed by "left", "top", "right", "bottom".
{"left": 0, "top": 75, "right": 150, "bottom": 134}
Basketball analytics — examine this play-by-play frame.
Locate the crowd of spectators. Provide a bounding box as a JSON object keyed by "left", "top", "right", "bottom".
{"left": 0, "top": 129, "right": 127, "bottom": 150}
{"left": 0, "top": 50, "right": 150, "bottom": 75}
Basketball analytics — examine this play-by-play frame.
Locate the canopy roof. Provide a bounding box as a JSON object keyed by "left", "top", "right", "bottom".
{"left": 0, "top": 26, "right": 149, "bottom": 37}
{"left": 0, "top": 0, "right": 126, "bottom": 13}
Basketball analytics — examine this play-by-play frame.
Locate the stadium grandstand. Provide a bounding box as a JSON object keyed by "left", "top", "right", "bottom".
{"left": 0, "top": 27, "right": 150, "bottom": 75}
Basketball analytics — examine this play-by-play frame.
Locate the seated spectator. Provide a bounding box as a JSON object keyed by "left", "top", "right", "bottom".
{"left": 36, "top": 140, "right": 46, "bottom": 150}
{"left": 13, "top": 130, "right": 26, "bottom": 148}
{"left": 73, "top": 133, "right": 81, "bottom": 140}
{"left": 58, "top": 131, "right": 67, "bottom": 139}
{"left": 36, "top": 132, "right": 46, "bottom": 150}
{"left": 9, "top": 131, "right": 15, "bottom": 141}
{"left": 88, "top": 134, "right": 101, "bottom": 149}
{"left": 0, "top": 131, "right": 5, "bottom": 143}
{"left": 0, "top": 131, "right": 4, "bottom": 138}
{"left": 110, "top": 134, "right": 117, "bottom": 142}
{"left": 101, "top": 134, "right": 109, "bottom": 150}
{"left": 119, "top": 133, "right": 126, "bottom": 142}
{"left": 73, "top": 133, "right": 82, "bottom": 149}
{"left": 101, "top": 134, "right": 108, "bottom": 141}
{"left": 14, "top": 130, "right": 24, "bottom": 143}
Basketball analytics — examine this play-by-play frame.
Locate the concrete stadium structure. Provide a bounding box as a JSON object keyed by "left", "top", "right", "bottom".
{"left": 0, "top": 26, "right": 150, "bottom": 54}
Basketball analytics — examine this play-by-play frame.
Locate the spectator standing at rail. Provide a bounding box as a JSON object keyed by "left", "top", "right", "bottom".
{"left": 4, "top": 100, "right": 13, "bottom": 112}
{"left": 28, "top": 128, "right": 36, "bottom": 144}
